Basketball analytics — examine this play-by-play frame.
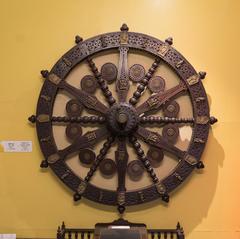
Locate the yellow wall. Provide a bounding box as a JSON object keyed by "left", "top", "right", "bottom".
{"left": 0, "top": 0, "right": 239, "bottom": 238}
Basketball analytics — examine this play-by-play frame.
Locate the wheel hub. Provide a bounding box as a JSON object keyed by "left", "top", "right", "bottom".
{"left": 106, "top": 103, "right": 138, "bottom": 136}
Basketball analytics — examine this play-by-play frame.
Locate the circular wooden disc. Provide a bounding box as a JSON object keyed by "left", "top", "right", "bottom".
{"left": 127, "top": 160, "right": 144, "bottom": 181}
{"left": 148, "top": 76, "right": 165, "bottom": 93}
{"left": 146, "top": 147, "right": 164, "bottom": 168}
{"left": 162, "top": 124, "right": 179, "bottom": 144}
{"left": 129, "top": 64, "right": 145, "bottom": 83}
{"left": 101, "top": 63, "right": 117, "bottom": 84}
{"left": 79, "top": 148, "right": 95, "bottom": 166}
{"left": 80, "top": 75, "right": 97, "bottom": 94}
{"left": 66, "top": 99, "right": 83, "bottom": 116}
{"left": 99, "top": 158, "right": 117, "bottom": 178}
{"left": 163, "top": 100, "right": 180, "bottom": 118}
{"left": 65, "top": 123, "right": 82, "bottom": 140}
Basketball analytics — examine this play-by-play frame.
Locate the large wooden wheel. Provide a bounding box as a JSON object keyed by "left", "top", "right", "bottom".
{"left": 28, "top": 24, "right": 217, "bottom": 214}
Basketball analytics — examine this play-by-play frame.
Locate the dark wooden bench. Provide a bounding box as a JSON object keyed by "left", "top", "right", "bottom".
{"left": 56, "top": 219, "right": 185, "bottom": 239}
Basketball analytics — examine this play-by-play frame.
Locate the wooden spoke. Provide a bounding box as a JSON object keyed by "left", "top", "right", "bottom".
{"left": 135, "top": 126, "right": 186, "bottom": 159}
{"left": 115, "top": 137, "right": 128, "bottom": 192}
{"left": 59, "top": 81, "right": 108, "bottom": 114}
{"left": 129, "top": 136, "right": 159, "bottom": 184}
{"left": 58, "top": 127, "right": 109, "bottom": 160}
{"left": 136, "top": 82, "right": 187, "bottom": 115}
{"left": 87, "top": 58, "right": 116, "bottom": 106}
{"left": 51, "top": 115, "right": 106, "bottom": 124}
{"left": 84, "top": 135, "right": 115, "bottom": 182}
{"left": 116, "top": 46, "right": 130, "bottom": 102}
{"left": 115, "top": 137, "right": 128, "bottom": 213}
{"left": 139, "top": 116, "right": 194, "bottom": 124}
{"left": 129, "top": 58, "right": 161, "bottom": 105}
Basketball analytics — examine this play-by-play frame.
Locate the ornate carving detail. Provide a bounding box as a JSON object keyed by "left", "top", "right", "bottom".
{"left": 174, "top": 172, "right": 183, "bottom": 181}
{"left": 176, "top": 59, "right": 184, "bottom": 68}
{"left": 117, "top": 191, "right": 125, "bottom": 205}
{"left": 158, "top": 44, "right": 170, "bottom": 56}
{"left": 118, "top": 49, "right": 129, "bottom": 85}
{"left": 118, "top": 79, "right": 129, "bottom": 90}
{"left": 37, "top": 114, "right": 50, "bottom": 122}
{"left": 187, "top": 74, "right": 200, "bottom": 85}
{"left": 155, "top": 182, "right": 166, "bottom": 195}
{"left": 47, "top": 153, "right": 60, "bottom": 164}
{"left": 196, "top": 97, "right": 205, "bottom": 102}
{"left": 77, "top": 181, "right": 87, "bottom": 195}
{"left": 194, "top": 138, "right": 205, "bottom": 143}
{"left": 48, "top": 73, "right": 62, "bottom": 85}
{"left": 138, "top": 191, "right": 145, "bottom": 202}
{"left": 61, "top": 171, "right": 70, "bottom": 180}
{"left": 184, "top": 154, "right": 197, "bottom": 165}
{"left": 118, "top": 151, "right": 125, "bottom": 160}
{"left": 85, "top": 131, "right": 97, "bottom": 142}
{"left": 146, "top": 133, "right": 159, "bottom": 143}
{"left": 40, "top": 136, "right": 51, "bottom": 143}
{"left": 120, "top": 32, "right": 128, "bottom": 45}
{"left": 40, "top": 95, "right": 51, "bottom": 101}
{"left": 100, "top": 36, "right": 108, "bottom": 48}
{"left": 147, "top": 97, "right": 159, "bottom": 107}
{"left": 84, "top": 95, "right": 97, "bottom": 107}
{"left": 62, "top": 57, "right": 72, "bottom": 67}
{"left": 196, "top": 116, "right": 209, "bottom": 124}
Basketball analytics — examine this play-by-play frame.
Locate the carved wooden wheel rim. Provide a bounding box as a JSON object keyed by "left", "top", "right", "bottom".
{"left": 29, "top": 24, "right": 217, "bottom": 214}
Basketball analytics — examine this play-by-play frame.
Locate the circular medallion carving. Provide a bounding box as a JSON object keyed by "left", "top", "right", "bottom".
{"left": 127, "top": 160, "right": 144, "bottom": 181}
{"left": 80, "top": 75, "right": 97, "bottom": 94}
{"left": 162, "top": 124, "right": 179, "bottom": 144}
{"left": 147, "top": 147, "right": 164, "bottom": 168}
{"left": 99, "top": 158, "right": 117, "bottom": 178}
{"left": 163, "top": 100, "right": 180, "bottom": 118}
{"left": 79, "top": 148, "right": 95, "bottom": 166}
{"left": 129, "top": 64, "right": 145, "bottom": 83}
{"left": 66, "top": 99, "right": 83, "bottom": 116}
{"left": 101, "top": 63, "right": 118, "bottom": 84}
{"left": 148, "top": 76, "right": 165, "bottom": 93}
{"left": 66, "top": 123, "right": 82, "bottom": 140}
